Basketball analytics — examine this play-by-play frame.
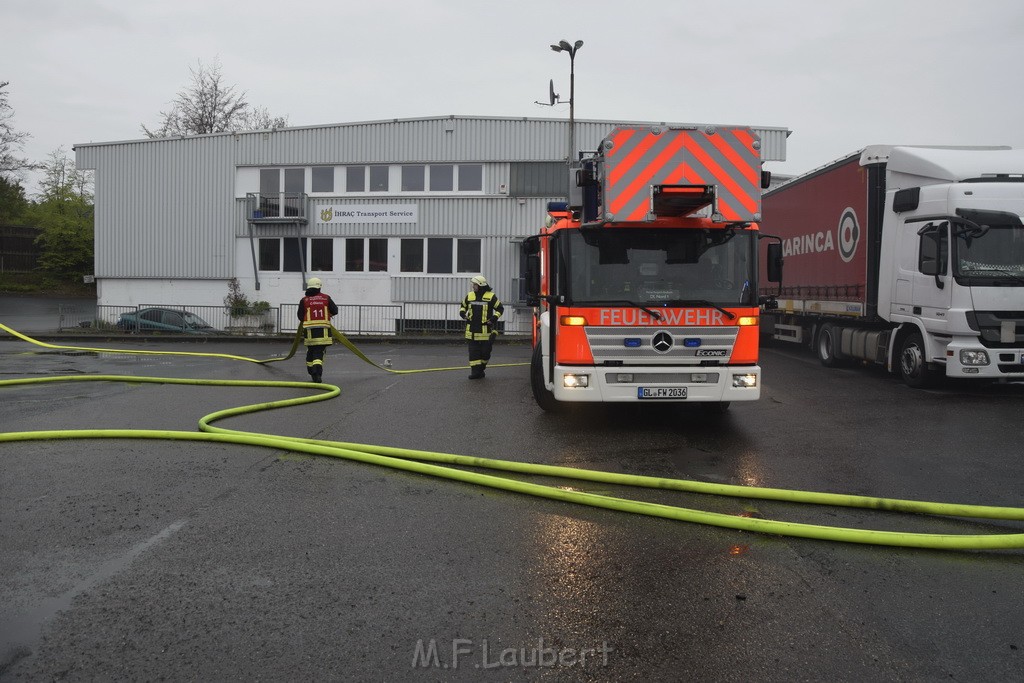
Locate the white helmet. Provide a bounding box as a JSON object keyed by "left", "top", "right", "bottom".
{"left": 307, "top": 277, "right": 322, "bottom": 289}
{"left": 471, "top": 275, "right": 488, "bottom": 287}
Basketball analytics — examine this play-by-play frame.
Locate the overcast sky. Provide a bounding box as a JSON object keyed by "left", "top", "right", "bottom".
{"left": 3, "top": 0, "right": 1023, "bottom": 196}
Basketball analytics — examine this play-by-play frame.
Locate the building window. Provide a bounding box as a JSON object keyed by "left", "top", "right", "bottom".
{"left": 458, "top": 164, "right": 483, "bottom": 191}
{"left": 510, "top": 162, "right": 566, "bottom": 196}
{"left": 259, "top": 169, "right": 281, "bottom": 216}
{"left": 368, "top": 238, "right": 387, "bottom": 271}
{"left": 284, "top": 168, "right": 305, "bottom": 193}
{"left": 310, "top": 238, "right": 333, "bottom": 271}
{"left": 345, "top": 238, "right": 389, "bottom": 272}
{"left": 258, "top": 238, "right": 281, "bottom": 270}
{"left": 457, "top": 238, "right": 481, "bottom": 273}
{"left": 400, "top": 239, "right": 424, "bottom": 272}
{"left": 430, "top": 165, "right": 453, "bottom": 191}
{"left": 259, "top": 238, "right": 333, "bottom": 272}
{"left": 260, "top": 169, "right": 280, "bottom": 195}
{"left": 402, "top": 165, "right": 425, "bottom": 191}
{"left": 346, "top": 166, "right": 365, "bottom": 192}
{"left": 283, "top": 238, "right": 308, "bottom": 272}
{"left": 284, "top": 169, "right": 304, "bottom": 217}
{"left": 427, "top": 238, "right": 453, "bottom": 274}
{"left": 370, "top": 166, "right": 389, "bottom": 192}
{"left": 312, "top": 167, "right": 334, "bottom": 193}
{"left": 345, "top": 239, "right": 363, "bottom": 272}
{"left": 397, "top": 238, "right": 480, "bottom": 274}
{"left": 328, "top": 164, "right": 479, "bottom": 194}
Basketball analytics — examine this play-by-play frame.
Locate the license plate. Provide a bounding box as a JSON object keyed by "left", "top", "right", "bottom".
{"left": 638, "top": 387, "right": 687, "bottom": 399}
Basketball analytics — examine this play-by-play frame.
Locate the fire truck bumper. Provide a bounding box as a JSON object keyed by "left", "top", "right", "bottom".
{"left": 549, "top": 364, "right": 761, "bottom": 403}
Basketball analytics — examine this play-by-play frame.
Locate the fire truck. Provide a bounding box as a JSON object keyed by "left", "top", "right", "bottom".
{"left": 523, "top": 125, "right": 782, "bottom": 412}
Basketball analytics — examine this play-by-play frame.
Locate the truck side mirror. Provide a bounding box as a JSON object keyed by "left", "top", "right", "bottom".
{"left": 522, "top": 236, "right": 541, "bottom": 304}
{"left": 766, "top": 242, "right": 783, "bottom": 283}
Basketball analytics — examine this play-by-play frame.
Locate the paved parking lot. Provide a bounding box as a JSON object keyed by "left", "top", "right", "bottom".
{"left": 1, "top": 335, "right": 1022, "bottom": 681}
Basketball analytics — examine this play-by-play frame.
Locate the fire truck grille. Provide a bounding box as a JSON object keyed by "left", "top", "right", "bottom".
{"left": 584, "top": 326, "right": 739, "bottom": 365}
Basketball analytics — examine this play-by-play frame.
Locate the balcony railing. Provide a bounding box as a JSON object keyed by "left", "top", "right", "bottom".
{"left": 245, "top": 192, "right": 308, "bottom": 223}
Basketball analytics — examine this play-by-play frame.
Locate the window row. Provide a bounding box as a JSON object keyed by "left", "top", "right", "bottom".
{"left": 260, "top": 164, "right": 484, "bottom": 196}
{"left": 257, "top": 237, "right": 482, "bottom": 274}
{"left": 253, "top": 162, "right": 571, "bottom": 198}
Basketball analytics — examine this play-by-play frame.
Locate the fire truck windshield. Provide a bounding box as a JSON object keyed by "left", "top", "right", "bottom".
{"left": 562, "top": 228, "right": 758, "bottom": 307}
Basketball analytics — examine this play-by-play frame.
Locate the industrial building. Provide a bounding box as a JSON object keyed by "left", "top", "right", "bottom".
{"left": 74, "top": 116, "right": 789, "bottom": 334}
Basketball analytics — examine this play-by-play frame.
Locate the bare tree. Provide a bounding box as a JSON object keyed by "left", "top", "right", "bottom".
{"left": 0, "top": 81, "right": 37, "bottom": 180}
{"left": 141, "top": 59, "right": 288, "bottom": 138}
{"left": 37, "top": 147, "right": 93, "bottom": 203}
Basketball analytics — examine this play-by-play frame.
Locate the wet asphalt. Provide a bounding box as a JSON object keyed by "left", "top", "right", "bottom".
{"left": 1, "top": 306, "right": 1023, "bottom": 681}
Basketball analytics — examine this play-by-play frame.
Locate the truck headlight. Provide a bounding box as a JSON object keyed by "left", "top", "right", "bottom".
{"left": 959, "top": 349, "right": 990, "bottom": 366}
{"left": 732, "top": 373, "right": 758, "bottom": 388}
{"left": 563, "top": 373, "right": 589, "bottom": 388}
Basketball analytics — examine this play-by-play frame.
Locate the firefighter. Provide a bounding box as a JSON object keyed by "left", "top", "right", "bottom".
{"left": 297, "top": 277, "right": 339, "bottom": 383}
{"left": 459, "top": 275, "right": 504, "bottom": 379}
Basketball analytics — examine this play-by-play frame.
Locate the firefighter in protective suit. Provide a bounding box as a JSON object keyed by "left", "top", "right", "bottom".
{"left": 459, "top": 275, "right": 504, "bottom": 379}
{"left": 297, "top": 277, "right": 339, "bottom": 383}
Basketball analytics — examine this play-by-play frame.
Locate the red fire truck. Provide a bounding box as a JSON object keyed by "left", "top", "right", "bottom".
{"left": 523, "top": 125, "right": 782, "bottom": 412}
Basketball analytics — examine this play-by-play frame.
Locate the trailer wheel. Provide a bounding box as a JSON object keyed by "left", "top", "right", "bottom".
{"left": 816, "top": 323, "right": 843, "bottom": 368}
{"left": 530, "top": 344, "right": 560, "bottom": 412}
{"left": 898, "top": 331, "right": 938, "bottom": 389}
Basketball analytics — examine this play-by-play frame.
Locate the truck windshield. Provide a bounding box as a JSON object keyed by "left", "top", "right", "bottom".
{"left": 954, "top": 220, "right": 1024, "bottom": 284}
{"left": 562, "top": 228, "right": 758, "bottom": 307}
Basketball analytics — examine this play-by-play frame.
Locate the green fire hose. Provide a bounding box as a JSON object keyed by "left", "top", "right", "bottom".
{"left": 2, "top": 323, "right": 1022, "bottom": 551}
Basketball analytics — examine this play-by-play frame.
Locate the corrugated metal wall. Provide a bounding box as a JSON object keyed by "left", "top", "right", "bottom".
{"left": 216, "top": 116, "right": 788, "bottom": 164}
{"left": 76, "top": 116, "right": 788, "bottom": 296}
{"left": 82, "top": 135, "right": 238, "bottom": 279}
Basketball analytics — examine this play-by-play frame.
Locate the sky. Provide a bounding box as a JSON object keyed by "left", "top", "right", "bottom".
{"left": 3, "top": 0, "right": 1023, "bottom": 197}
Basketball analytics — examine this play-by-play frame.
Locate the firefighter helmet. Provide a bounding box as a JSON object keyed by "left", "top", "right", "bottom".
{"left": 471, "top": 275, "right": 488, "bottom": 287}
{"left": 307, "top": 277, "right": 322, "bottom": 289}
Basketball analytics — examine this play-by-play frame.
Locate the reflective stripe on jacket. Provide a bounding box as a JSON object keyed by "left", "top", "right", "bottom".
{"left": 460, "top": 290, "right": 503, "bottom": 341}
{"left": 299, "top": 292, "right": 336, "bottom": 346}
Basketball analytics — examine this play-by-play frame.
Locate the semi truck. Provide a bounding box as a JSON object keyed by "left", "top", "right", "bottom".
{"left": 522, "top": 125, "right": 782, "bottom": 412}
{"left": 760, "top": 145, "right": 1024, "bottom": 387}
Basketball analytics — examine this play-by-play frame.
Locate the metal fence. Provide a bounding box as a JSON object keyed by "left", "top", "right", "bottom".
{"left": 279, "top": 303, "right": 402, "bottom": 336}
{"left": 55, "top": 302, "right": 533, "bottom": 337}
{"left": 59, "top": 304, "right": 283, "bottom": 335}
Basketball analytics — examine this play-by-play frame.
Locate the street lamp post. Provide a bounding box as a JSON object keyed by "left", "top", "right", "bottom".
{"left": 550, "top": 39, "right": 583, "bottom": 165}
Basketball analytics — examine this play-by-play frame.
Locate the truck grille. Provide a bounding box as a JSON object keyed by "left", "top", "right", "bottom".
{"left": 966, "top": 311, "right": 1024, "bottom": 348}
{"left": 584, "top": 326, "right": 738, "bottom": 365}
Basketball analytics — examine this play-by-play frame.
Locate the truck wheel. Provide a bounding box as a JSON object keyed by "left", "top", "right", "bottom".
{"left": 899, "top": 332, "right": 938, "bottom": 389}
{"left": 816, "top": 323, "right": 843, "bottom": 367}
{"left": 530, "top": 344, "right": 560, "bottom": 412}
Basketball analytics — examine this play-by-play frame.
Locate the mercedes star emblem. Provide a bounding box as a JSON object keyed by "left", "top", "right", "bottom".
{"left": 652, "top": 331, "right": 673, "bottom": 353}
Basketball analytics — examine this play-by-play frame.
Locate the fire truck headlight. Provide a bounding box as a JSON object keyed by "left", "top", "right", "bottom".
{"left": 959, "top": 349, "right": 989, "bottom": 366}
{"left": 563, "top": 373, "right": 589, "bottom": 388}
{"left": 732, "top": 373, "right": 758, "bottom": 388}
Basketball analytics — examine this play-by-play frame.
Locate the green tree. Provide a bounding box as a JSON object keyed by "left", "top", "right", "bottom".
{"left": 28, "top": 149, "right": 94, "bottom": 278}
{"left": 142, "top": 59, "right": 288, "bottom": 138}
{"left": 0, "top": 175, "right": 29, "bottom": 224}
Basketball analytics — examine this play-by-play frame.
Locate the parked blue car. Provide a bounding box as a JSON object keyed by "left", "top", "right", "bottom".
{"left": 117, "top": 307, "right": 217, "bottom": 334}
